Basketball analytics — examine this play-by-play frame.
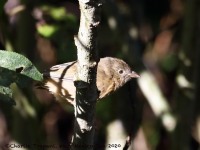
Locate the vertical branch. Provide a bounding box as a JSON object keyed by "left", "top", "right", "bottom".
{"left": 71, "top": 0, "right": 101, "bottom": 149}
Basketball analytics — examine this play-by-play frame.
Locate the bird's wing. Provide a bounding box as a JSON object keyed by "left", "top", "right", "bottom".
{"left": 44, "top": 61, "right": 77, "bottom": 80}
{"left": 98, "top": 82, "right": 115, "bottom": 99}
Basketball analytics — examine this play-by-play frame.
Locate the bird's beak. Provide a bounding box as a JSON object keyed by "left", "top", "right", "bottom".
{"left": 129, "top": 71, "right": 140, "bottom": 78}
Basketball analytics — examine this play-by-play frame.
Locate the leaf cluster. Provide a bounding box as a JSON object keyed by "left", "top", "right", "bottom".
{"left": 0, "top": 50, "right": 43, "bottom": 105}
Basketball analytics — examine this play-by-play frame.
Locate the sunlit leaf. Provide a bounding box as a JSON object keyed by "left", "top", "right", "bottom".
{"left": 41, "top": 6, "right": 77, "bottom": 22}
{"left": 0, "top": 50, "right": 43, "bottom": 82}
{"left": 0, "top": 50, "right": 43, "bottom": 105}
{"left": 37, "top": 24, "right": 58, "bottom": 37}
{"left": 50, "top": 7, "right": 67, "bottom": 20}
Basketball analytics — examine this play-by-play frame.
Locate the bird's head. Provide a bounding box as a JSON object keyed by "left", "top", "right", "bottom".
{"left": 99, "top": 57, "right": 140, "bottom": 86}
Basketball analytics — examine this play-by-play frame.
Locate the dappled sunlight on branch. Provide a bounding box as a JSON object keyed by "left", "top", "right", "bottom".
{"left": 106, "top": 120, "right": 126, "bottom": 150}
{"left": 138, "top": 71, "right": 176, "bottom": 132}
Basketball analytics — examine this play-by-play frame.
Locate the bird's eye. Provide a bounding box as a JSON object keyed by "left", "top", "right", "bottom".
{"left": 118, "top": 69, "right": 124, "bottom": 74}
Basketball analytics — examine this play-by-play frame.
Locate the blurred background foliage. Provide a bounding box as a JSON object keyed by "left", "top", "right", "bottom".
{"left": 0, "top": 0, "right": 200, "bottom": 150}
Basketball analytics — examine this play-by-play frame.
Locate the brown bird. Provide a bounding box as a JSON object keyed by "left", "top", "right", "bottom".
{"left": 41, "top": 57, "right": 140, "bottom": 105}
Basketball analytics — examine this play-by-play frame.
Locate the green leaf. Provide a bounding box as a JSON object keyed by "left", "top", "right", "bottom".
{"left": 0, "top": 50, "right": 43, "bottom": 82}
{"left": 0, "top": 67, "right": 17, "bottom": 86}
{"left": 50, "top": 7, "right": 67, "bottom": 21}
{"left": 37, "top": 24, "right": 58, "bottom": 37}
{"left": 0, "top": 85, "right": 16, "bottom": 105}
{"left": 0, "top": 50, "right": 43, "bottom": 105}
{"left": 41, "top": 6, "right": 77, "bottom": 22}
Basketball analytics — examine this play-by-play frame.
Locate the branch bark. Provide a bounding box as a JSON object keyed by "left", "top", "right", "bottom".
{"left": 71, "top": 0, "right": 101, "bottom": 150}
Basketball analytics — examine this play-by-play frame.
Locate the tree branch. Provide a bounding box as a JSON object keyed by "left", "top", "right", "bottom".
{"left": 71, "top": 0, "right": 101, "bottom": 149}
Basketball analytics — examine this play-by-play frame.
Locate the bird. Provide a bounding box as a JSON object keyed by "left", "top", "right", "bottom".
{"left": 40, "top": 57, "right": 140, "bottom": 105}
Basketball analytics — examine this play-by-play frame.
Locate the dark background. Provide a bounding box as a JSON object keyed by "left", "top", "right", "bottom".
{"left": 0, "top": 0, "right": 200, "bottom": 149}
